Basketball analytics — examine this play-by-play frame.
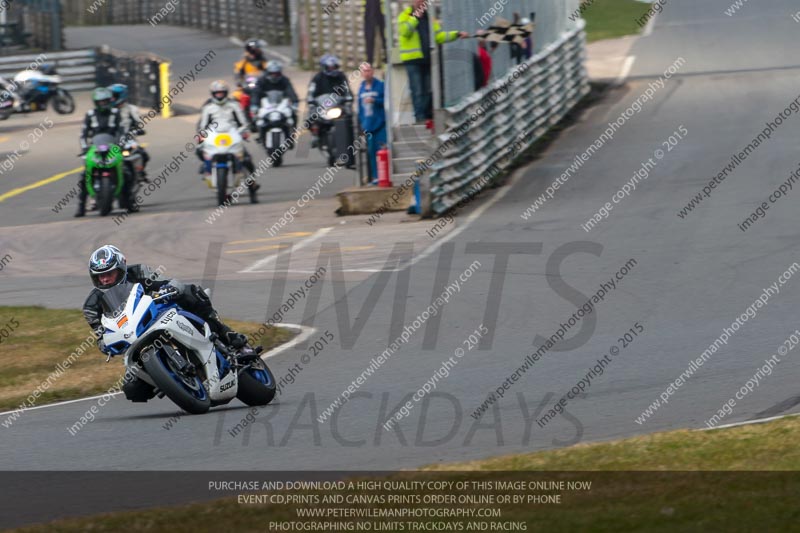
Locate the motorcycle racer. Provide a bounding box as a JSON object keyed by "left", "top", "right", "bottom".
{"left": 82, "top": 245, "right": 258, "bottom": 388}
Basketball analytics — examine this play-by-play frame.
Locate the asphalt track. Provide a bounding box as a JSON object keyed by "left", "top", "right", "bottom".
{"left": 2, "top": 0, "right": 800, "bottom": 524}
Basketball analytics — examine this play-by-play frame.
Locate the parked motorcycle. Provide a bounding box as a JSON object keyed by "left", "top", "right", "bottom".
{"left": 256, "top": 89, "right": 294, "bottom": 167}
{"left": 99, "top": 282, "right": 276, "bottom": 414}
{"left": 5, "top": 67, "right": 75, "bottom": 117}
{"left": 200, "top": 127, "right": 258, "bottom": 206}
{"left": 314, "top": 93, "right": 355, "bottom": 168}
{"left": 81, "top": 134, "right": 128, "bottom": 217}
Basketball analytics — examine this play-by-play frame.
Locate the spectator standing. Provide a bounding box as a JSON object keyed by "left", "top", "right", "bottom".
{"left": 397, "top": 0, "right": 468, "bottom": 124}
{"left": 477, "top": 41, "right": 492, "bottom": 88}
{"left": 363, "top": 0, "right": 387, "bottom": 65}
{"left": 358, "top": 63, "right": 386, "bottom": 185}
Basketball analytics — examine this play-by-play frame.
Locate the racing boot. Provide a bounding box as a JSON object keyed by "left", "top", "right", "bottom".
{"left": 74, "top": 180, "right": 88, "bottom": 217}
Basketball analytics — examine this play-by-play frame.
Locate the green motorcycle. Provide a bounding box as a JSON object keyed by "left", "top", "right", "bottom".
{"left": 84, "top": 134, "right": 126, "bottom": 217}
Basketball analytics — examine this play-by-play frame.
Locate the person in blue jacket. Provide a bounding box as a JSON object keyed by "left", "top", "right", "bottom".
{"left": 358, "top": 63, "right": 387, "bottom": 184}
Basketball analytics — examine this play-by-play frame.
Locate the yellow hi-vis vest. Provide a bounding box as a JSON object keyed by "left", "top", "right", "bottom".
{"left": 397, "top": 7, "right": 458, "bottom": 62}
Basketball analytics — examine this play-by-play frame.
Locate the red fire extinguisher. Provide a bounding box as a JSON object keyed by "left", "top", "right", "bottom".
{"left": 377, "top": 146, "right": 391, "bottom": 188}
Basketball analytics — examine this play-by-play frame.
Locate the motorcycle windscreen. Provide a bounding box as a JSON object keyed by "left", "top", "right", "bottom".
{"left": 316, "top": 93, "right": 338, "bottom": 110}
{"left": 100, "top": 281, "right": 135, "bottom": 318}
{"left": 266, "top": 90, "right": 284, "bottom": 104}
{"left": 92, "top": 133, "right": 118, "bottom": 153}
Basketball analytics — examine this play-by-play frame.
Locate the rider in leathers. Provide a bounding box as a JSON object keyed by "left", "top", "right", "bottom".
{"left": 109, "top": 83, "right": 150, "bottom": 178}
{"left": 250, "top": 60, "right": 299, "bottom": 145}
{"left": 83, "top": 245, "right": 257, "bottom": 402}
{"left": 75, "top": 87, "right": 122, "bottom": 218}
{"left": 196, "top": 80, "right": 259, "bottom": 196}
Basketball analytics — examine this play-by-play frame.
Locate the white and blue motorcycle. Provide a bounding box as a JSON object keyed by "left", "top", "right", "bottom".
{"left": 99, "top": 281, "right": 276, "bottom": 414}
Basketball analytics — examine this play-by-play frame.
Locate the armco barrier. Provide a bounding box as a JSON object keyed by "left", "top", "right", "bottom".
{"left": 423, "top": 22, "right": 589, "bottom": 217}
{"left": 0, "top": 49, "right": 95, "bottom": 91}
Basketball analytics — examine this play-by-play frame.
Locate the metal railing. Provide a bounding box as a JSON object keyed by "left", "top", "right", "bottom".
{"left": 423, "top": 22, "right": 589, "bottom": 216}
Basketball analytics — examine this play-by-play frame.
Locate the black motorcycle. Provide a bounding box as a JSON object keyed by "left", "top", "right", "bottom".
{"left": 314, "top": 93, "right": 355, "bottom": 168}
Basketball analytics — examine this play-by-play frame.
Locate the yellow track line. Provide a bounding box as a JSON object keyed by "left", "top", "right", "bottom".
{"left": 0, "top": 166, "right": 82, "bottom": 203}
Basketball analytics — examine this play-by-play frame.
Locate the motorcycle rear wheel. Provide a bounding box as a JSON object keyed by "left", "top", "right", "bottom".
{"left": 236, "top": 358, "right": 276, "bottom": 407}
{"left": 53, "top": 89, "right": 75, "bottom": 115}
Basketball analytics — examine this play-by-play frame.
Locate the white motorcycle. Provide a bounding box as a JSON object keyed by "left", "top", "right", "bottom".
{"left": 200, "top": 127, "right": 258, "bottom": 206}
{"left": 100, "top": 281, "right": 276, "bottom": 414}
{"left": 256, "top": 90, "right": 294, "bottom": 167}
{"left": 4, "top": 67, "right": 75, "bottom": 117}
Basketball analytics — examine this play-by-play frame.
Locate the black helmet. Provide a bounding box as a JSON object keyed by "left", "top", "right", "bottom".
{"left": 89, "top": 245, "right": 128, "bottom": 290}
{"left": 245, "top": 39, "right": 264, "bottom": 60}
{"left": 40, "top": 63, "right": 57, "bottom": 76}
{"left": 321, "top": 55, "right": 340, "bottom": 76}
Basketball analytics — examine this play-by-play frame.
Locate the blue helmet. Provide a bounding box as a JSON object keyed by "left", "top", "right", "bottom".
{"left": 108, "top": 83, "right": 129, "bottom": 106}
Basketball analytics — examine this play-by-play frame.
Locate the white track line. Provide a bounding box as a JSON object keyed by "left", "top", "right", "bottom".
{"left": 261, "top": 323, "right": 316, "bottom": 358}
{"left": 0, "top": 323, "right": 312, "bottom": 419}
{"left": 642, "top": 6, "right": 660, "bottom": 37}
{"left": 615, "top": 55, "right": 636, "bottom": 86}
{"left": 240, "top": 227, "right": 333, "bottom": 273}
{"left": 697, "top": 412, "right": 800, "bottom": 431}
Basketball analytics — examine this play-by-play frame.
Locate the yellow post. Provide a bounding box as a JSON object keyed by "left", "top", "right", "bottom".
{"left": 159, "top": 61, "right": 172, "bottom": 118}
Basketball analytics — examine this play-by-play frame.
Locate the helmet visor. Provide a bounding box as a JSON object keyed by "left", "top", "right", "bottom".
{"left": 91, "top": 268, "right": 124, "bottom": 290}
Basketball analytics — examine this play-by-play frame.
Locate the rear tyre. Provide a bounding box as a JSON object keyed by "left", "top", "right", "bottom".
{"left": 141, "top": 346, "right": 210, "bottom": 414}
{"left": 236, "top": 358, "right": 276, "bottom": 406}
{"left": 216, "top": 167, "right": 228, "bottom": 206}
{"left": 53, "top": 89, "right": 75, "bottom": 114}
{"left": 98, "top": 176, "right": 114, "bottom": 216}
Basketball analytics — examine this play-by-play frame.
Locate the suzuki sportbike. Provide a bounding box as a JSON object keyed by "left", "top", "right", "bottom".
{"left": 200, "top": 127, "right": 258, "bottom": 206}
{"left": 100, "top": 282, "right": 276, "bottom": 414}
{"left": 256, "top": 89, "right": 294, "bottom": 167}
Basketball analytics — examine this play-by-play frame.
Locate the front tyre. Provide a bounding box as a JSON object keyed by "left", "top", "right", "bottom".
{"left": 216, "top": 166, "right": 228, "bottom": 206}
{"left": 141, "top": 346, "right": 211, "bottom": 414}
{"left": 53, "top": 89, "right": 75, "bottom": 114}
{"left": 236, "top": 358, "right": 276, "bottom": 406}
{"left": 98, "top": 176, "right": 114, "bottom": 216}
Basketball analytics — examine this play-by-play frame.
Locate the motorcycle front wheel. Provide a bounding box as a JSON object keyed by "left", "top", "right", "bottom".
{"left": 98, "top": 176, "right": 114, "bottom": 216}
{"left": 216, "top": 166, "right": 228, "bottom": 206}
{"left": 142, "top": 345, "right": 211, "bottom": 414}
{"left": 52, "top": 89, "right": 75, "bottom": 115}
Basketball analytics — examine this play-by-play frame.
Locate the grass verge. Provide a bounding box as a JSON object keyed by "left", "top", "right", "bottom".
{"left": 9, "top": 416, "right": 800, "bottom": 532}
{"left": 0, "top": 306, "right": 294, "bottom": 412}
{"left": 581, "top": 0, "right": 655, "bottom": 43}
